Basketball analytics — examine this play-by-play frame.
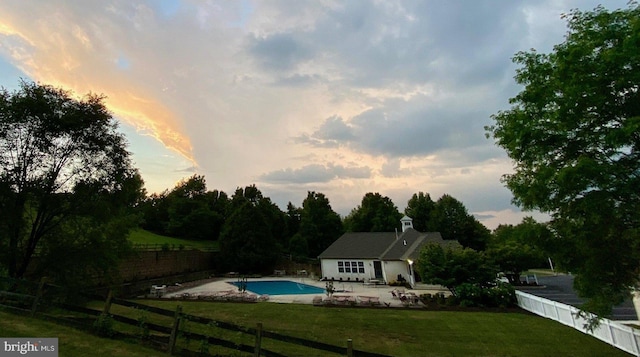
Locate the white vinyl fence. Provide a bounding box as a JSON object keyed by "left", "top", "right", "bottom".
{"left": 516, "top": 290, "right": 640, "bottom": 356}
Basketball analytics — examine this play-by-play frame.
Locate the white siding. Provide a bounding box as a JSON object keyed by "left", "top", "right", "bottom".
{"left": 320, "top": 258, "right": 377, "bottom": 281}
{"left": 383, "top": 261, "right": 410, "bottom": 284}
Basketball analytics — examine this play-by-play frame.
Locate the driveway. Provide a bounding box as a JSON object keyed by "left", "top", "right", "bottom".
{"left": 517, "top": 274, "right": 638, "bottom": 321}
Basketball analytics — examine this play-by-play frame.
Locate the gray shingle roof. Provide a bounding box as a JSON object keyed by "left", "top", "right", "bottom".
{"left": 319, "top": 228, "right": 460, "bottom": 261}
{"left": 317, "top": 232, "right": 396, "bottom": 259}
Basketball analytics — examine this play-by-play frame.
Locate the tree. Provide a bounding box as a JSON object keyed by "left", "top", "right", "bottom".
{"left": 139, "top": 191, "right": 170, "bottom": 233}
{"left": 344, "top": 192, "right": 402, "bottom": 232}
{"left": 486, "top": 217, "right": 549, "bottom": 285}
{"left": 416, "top": 243, "right": 497, "bottom": 296}
{"left": 219, "top": 200, "right": 278, "bottom": 273}
{"left": 139, "top": 176, "right": 229, "bottom": 240}
{"left": 0, "top": 80, "right": 144, "bottom": 283}
{"left": 430, "top": 194, "right": 490, "bottom": 250}
{"left": 404, "top": 192, "right": 436, "bottom": 232}
{"left": 291, "top": 191, "right": 343, "bottom": 258}
{"left": 486, "top": 4, "right": 640, "bottom": 316}
{"left": 219, "top": 185, "right": 285, "bottom": 272}
{"left": 165, "top": 175, "right": 227, "bottom": 240}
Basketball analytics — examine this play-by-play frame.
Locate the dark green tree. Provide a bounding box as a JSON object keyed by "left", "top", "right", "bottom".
{"left": 291, "top": 191, "right": 343, "bottom": 258}
{"left": 139, "top": 191, "right": 171, "bottom": 233}
{"left": 430, "top": 194, "right": 490, "bottom": 250}
{"left": 486, "top": 217, "right": 549, "bottom": 285}
{"left": 404, "top": 192, "right": 436, "bottom": 232}
{"left": 221, "top": 185, "right": 285, "bottom": 272}
{"left": 0, "top": 81, "right": 145, "bottom": 283}
{"left": 344, "top": 192, "right": 402, "bottom": 232}
{"left": 219, "top": 200, "right": 278, "bottom": 273}
{"left": 486, "top": 4, "right": 640, "bottom": 316}
{"left": 285, "top": 202, "right": 302, "bottom": 238}
{"left": 33, "top": 173, "right": 145, "bottom": 286}
{"left": 139, "top": 176, "right": 229, "bottom": 240}
{"left": 165, "top": 175, "right": 218, "bottom": 240}
{"left": 416, "top": 243, "right": 497, "bottom": 296}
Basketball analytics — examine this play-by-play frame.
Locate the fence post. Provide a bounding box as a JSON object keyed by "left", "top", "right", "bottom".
{"left": 347, "top": 338, "right": 353, "bottom": 357}
{"left": 102, "top": 290, "right": 114, "bottom": 315}
{"left": 30, "top": 277, "right": 47, "bottom": 317}
{"left": 167, "top": 305, "right": 182, "bottom": 356}
{"left": 254, "top": 322, "right": 263, "bottom": 357}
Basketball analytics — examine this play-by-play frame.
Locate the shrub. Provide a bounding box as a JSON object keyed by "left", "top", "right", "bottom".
{"left": 456, "top": 282, "right": 516, "bottom": 308}
{"left": 93, "top": 314, "right": 115, "bottom": 337}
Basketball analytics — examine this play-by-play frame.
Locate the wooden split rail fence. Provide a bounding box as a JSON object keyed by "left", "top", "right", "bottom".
{"left": 0, "top": 277, "right": 389, "bottom": 357}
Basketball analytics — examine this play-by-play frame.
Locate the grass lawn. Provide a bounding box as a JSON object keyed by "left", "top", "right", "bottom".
{"left": 128, "top": 229, "right": 219, "bottom": 251}
{"left": 1, "top": 300, "right": 629, "bottom": 357}
{"left": 125, "top": 300, "right": 627, "bottom": 357}
{"left": 0, "top": 310, "right": 164, "bottom": 357}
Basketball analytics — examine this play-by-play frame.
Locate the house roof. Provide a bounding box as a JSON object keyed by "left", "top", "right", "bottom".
{"left": 317, "top": 232, "right": 397, "bottom": 259}
{"left": 318, "top": 228, "right": 460, "bottom": 261}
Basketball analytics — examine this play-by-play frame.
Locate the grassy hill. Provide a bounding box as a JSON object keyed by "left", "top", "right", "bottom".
{"left": 128, "top": 229, "right": 219, "bottom": 251}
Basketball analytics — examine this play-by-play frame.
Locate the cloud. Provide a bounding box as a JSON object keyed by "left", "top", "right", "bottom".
{"left": 259, "top": 163, "right": 372, "bottom": 184}
{"left": 249, "top": 32, "right": 313, "bottom": 72}
{"left": 0, "top": 2, "right": 197, "bottom": 164}
{"left": 0, "top": 0, "right": 629, "bottom": 230}
{"left": 298, "top": 101, "right": 495, "bottom": 160}
{"left": 175, "top": 166, "right": 198, "bottom": 173}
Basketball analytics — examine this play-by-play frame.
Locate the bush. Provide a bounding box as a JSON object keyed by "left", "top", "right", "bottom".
{"left": 389, "top": 280, "right": 412, "bottom": 288}
{"left": 456, "top": 282, "right": 516, "bottom": 308}
{"left": 457, "top": 283, "right": 485, "bottom": 307}
{"left": 487, "top": 283, "right": 516, "bottom": 308}
{"left": 93, "top": 314, "right": 115, "bottom": 337}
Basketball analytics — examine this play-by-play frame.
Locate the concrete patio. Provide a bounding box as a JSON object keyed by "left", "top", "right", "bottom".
{"left": 162, "top": 276, "right": 450, "bottom": 307}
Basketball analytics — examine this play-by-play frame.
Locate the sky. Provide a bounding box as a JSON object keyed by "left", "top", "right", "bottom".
{"left": 0, "top": 0, "right": 630, "bottom": 229}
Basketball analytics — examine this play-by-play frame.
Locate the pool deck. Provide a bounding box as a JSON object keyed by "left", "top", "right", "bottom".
{"left": 162, "top": 277, "right": 449, "bottom": 307}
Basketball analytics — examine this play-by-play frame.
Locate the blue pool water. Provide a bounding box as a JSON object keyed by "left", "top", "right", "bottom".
{"left": 230, "top": 280, "right": 325, "bottom": 295}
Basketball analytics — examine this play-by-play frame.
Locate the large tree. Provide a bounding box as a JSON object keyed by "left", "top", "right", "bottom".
{"left": 344, "top": 192, "right": 402, "bottom": 232}
{"left": 290, "top": 191, "right": 343, "bottom": 258}
{"left": 220, "top": 185, "right": 281, "bottom": 273}
{"left": 165, "top": 175, "right": 227, "bottom": 240}
{"left": 486, "top": 5, "right": 640, "bottom": 316}
{"left": 0, "top": 81, "right": 144, "bottom": 283}
{"left": 416, "top": 243, "right": 497, "bottom": 296}
{"left": 486, "top": 217, "right": 549, "bottom": 285}
{"left": 139, "top": 175, "right": 229, "bottom": 240}
{"left": 430, "top": 194, "right": 490, "bottom": 251}
{"left": 404, "top": 192, "right": 436, "bottom": 232}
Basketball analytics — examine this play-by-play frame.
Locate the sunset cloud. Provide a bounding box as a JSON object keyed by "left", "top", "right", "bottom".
{"left": 0, "top": 0, "right": 629, "bottom": 229}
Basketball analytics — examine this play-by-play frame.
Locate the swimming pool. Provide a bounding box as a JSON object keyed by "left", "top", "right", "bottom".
{"left": 229, "top": 280, "right": 325, "bottom": 295}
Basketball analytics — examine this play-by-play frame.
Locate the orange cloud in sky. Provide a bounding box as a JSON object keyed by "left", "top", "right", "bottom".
{"left": 0, "top": 14, "right": 197, "bottom": 166}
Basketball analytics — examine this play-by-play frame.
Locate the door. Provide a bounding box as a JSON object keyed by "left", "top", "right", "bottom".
{"left": 373, "top": 261, "right": 383, "bottom": 280}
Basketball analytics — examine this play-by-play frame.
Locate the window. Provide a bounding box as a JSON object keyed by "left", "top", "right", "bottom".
{"left": 337, "top": 260, "right": 365, "bottom": 274}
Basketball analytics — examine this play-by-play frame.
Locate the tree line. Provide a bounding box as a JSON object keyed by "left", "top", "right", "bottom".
{"left": 137, "top": 175, "right": 498, "bottom": 273}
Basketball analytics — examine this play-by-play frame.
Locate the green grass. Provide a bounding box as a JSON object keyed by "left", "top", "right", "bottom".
{"left": 524, "top": 269, "right": 558, "bottom": 276}
{"left": 119, "top": 300, "right": 627, "bottom": 357}
{"left": 128, "top": 229, "right": 219, "bottom": 251}
{"left": 3, "top": 298, "right": 629, "bottom": 356}
{"left": 0, "top": 310, "right": 164, "bottom": 357}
